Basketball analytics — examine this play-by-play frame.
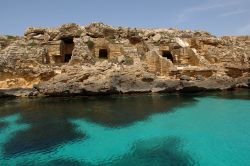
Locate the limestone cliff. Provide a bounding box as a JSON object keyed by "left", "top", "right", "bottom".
{"left": 0, "top": 23, "right": 249, "bottom": 97}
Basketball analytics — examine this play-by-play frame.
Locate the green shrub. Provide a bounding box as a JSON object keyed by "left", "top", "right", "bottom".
{"left": 87, "top": 40, "right": 94, "bottom": 49}
{"left": 124, "top": 56, "right": 134, "bottom": 65}
{"left": 107, "top": 34, "right": 116, "bottom": 43}
{"left": 28, "top": 42, "right": 38, "bottom": 47}
{"left": 6, "top": 35, "right": 19, "bottom": 40}
{"left": 76, "top": 30, "right": 83, "bottom": 36}
{"left": 109, "top": 57, "right": 118, "bottom": 63}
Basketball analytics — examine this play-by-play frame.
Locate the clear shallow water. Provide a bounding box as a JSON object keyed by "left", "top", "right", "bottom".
{"left": 0, "top": 90, "right": 250, "bottom": 166}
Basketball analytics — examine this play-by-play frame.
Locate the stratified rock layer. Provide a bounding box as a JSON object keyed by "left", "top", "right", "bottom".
{"left": 0, "top": 23, "right": 249, "bottom": 97}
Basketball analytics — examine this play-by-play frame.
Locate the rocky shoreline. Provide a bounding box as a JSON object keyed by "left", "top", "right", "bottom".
{"left": 1, "top": 76, "right": 249, "bottom": 98}
{"left": 0, "top": 23, "right": 249, "bottom": 98}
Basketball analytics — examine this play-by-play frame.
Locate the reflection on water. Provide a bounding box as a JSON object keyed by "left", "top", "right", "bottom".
{"left": 0, "top": 94, "right": 198, "bottom": 126}
{"left": 0, "top": 90, "right": 250, "bottom": 165}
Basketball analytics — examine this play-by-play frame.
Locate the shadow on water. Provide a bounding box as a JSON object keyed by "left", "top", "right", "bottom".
{"left": 0, "top": 90, "right": 249, "bottom": 158}
{"left": 181, "top": 89, "right": 250, "bottom": 101}
{"left": 214, "top": 89, "right": 250, "bottom": 100}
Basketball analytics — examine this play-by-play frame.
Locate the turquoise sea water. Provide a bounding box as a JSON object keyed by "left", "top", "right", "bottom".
{"left": 0, "top": 90, "right": 250, "bottom": 166}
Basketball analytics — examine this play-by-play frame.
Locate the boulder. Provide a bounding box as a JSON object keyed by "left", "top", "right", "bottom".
{"left": 152, "top": 34, "right": 161, "bottom": 42}
{"left": 195, "top": 75, "right": 205, "bottom": 81}
{"left": 180, "top": 75, "right": 191, "bottom": 81}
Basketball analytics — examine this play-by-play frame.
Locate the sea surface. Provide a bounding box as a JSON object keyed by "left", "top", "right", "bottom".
{"left": 0, "top": 90, "right": 250, "bottom": 166}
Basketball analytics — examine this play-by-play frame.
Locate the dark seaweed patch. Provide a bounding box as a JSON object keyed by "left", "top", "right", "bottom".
{"left": 109, "top": 137, "right": 197, "bottom": 166}
{"left": 0, "top": 121, "right": 7, "bottom": 131}
{"left": 3, "top": 121, "right": 84, "bottom": 157}
{"left": 1, "top": 90, "right": 249, "bottom": 158}
{"left": 47, "top": 159, "right": 83, "bottom": 166}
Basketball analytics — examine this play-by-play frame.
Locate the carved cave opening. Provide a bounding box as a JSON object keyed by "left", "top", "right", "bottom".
{"left": 64, "top": 54, "right": 72, "bottom": 63}
{"left": 99, "top": 49, "right": 108, "bottom": 59}
{"left": 162, "top": 51, "right": 174, "bottom": 62}
{"left": 62, "top": 37, "right": 74, "bottom": 63}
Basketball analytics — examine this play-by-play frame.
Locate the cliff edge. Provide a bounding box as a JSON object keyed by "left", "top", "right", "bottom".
{"left": 0, "top": 23, "right": 249, "bottom": 97}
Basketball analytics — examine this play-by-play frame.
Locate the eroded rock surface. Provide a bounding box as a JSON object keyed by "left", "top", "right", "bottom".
{"left": 0, "top": 23, "right": 249, "bottom": 97}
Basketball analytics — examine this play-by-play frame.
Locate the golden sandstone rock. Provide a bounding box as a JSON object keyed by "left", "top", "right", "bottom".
{"left": 0, "top": 23, "right": 249, "bottom": 97}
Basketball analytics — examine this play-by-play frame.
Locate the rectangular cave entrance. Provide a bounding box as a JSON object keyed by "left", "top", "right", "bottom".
{"left": 61, "top": 37, "right": 74, "bottom": 63}
{"left": 99, "top": 49, "right": 108, "bottom": 59}
{"left": 162, "top": 51, "right": 174, "bottom": 62}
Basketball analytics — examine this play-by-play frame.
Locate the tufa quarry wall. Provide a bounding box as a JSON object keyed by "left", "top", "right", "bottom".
{"left": 0, "top": 23, "right": 249, "bottom": 97}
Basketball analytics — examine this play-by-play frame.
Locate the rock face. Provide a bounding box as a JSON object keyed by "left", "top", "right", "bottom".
{"left": 0, "top": 23, "right": 249, "bottom": 97}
